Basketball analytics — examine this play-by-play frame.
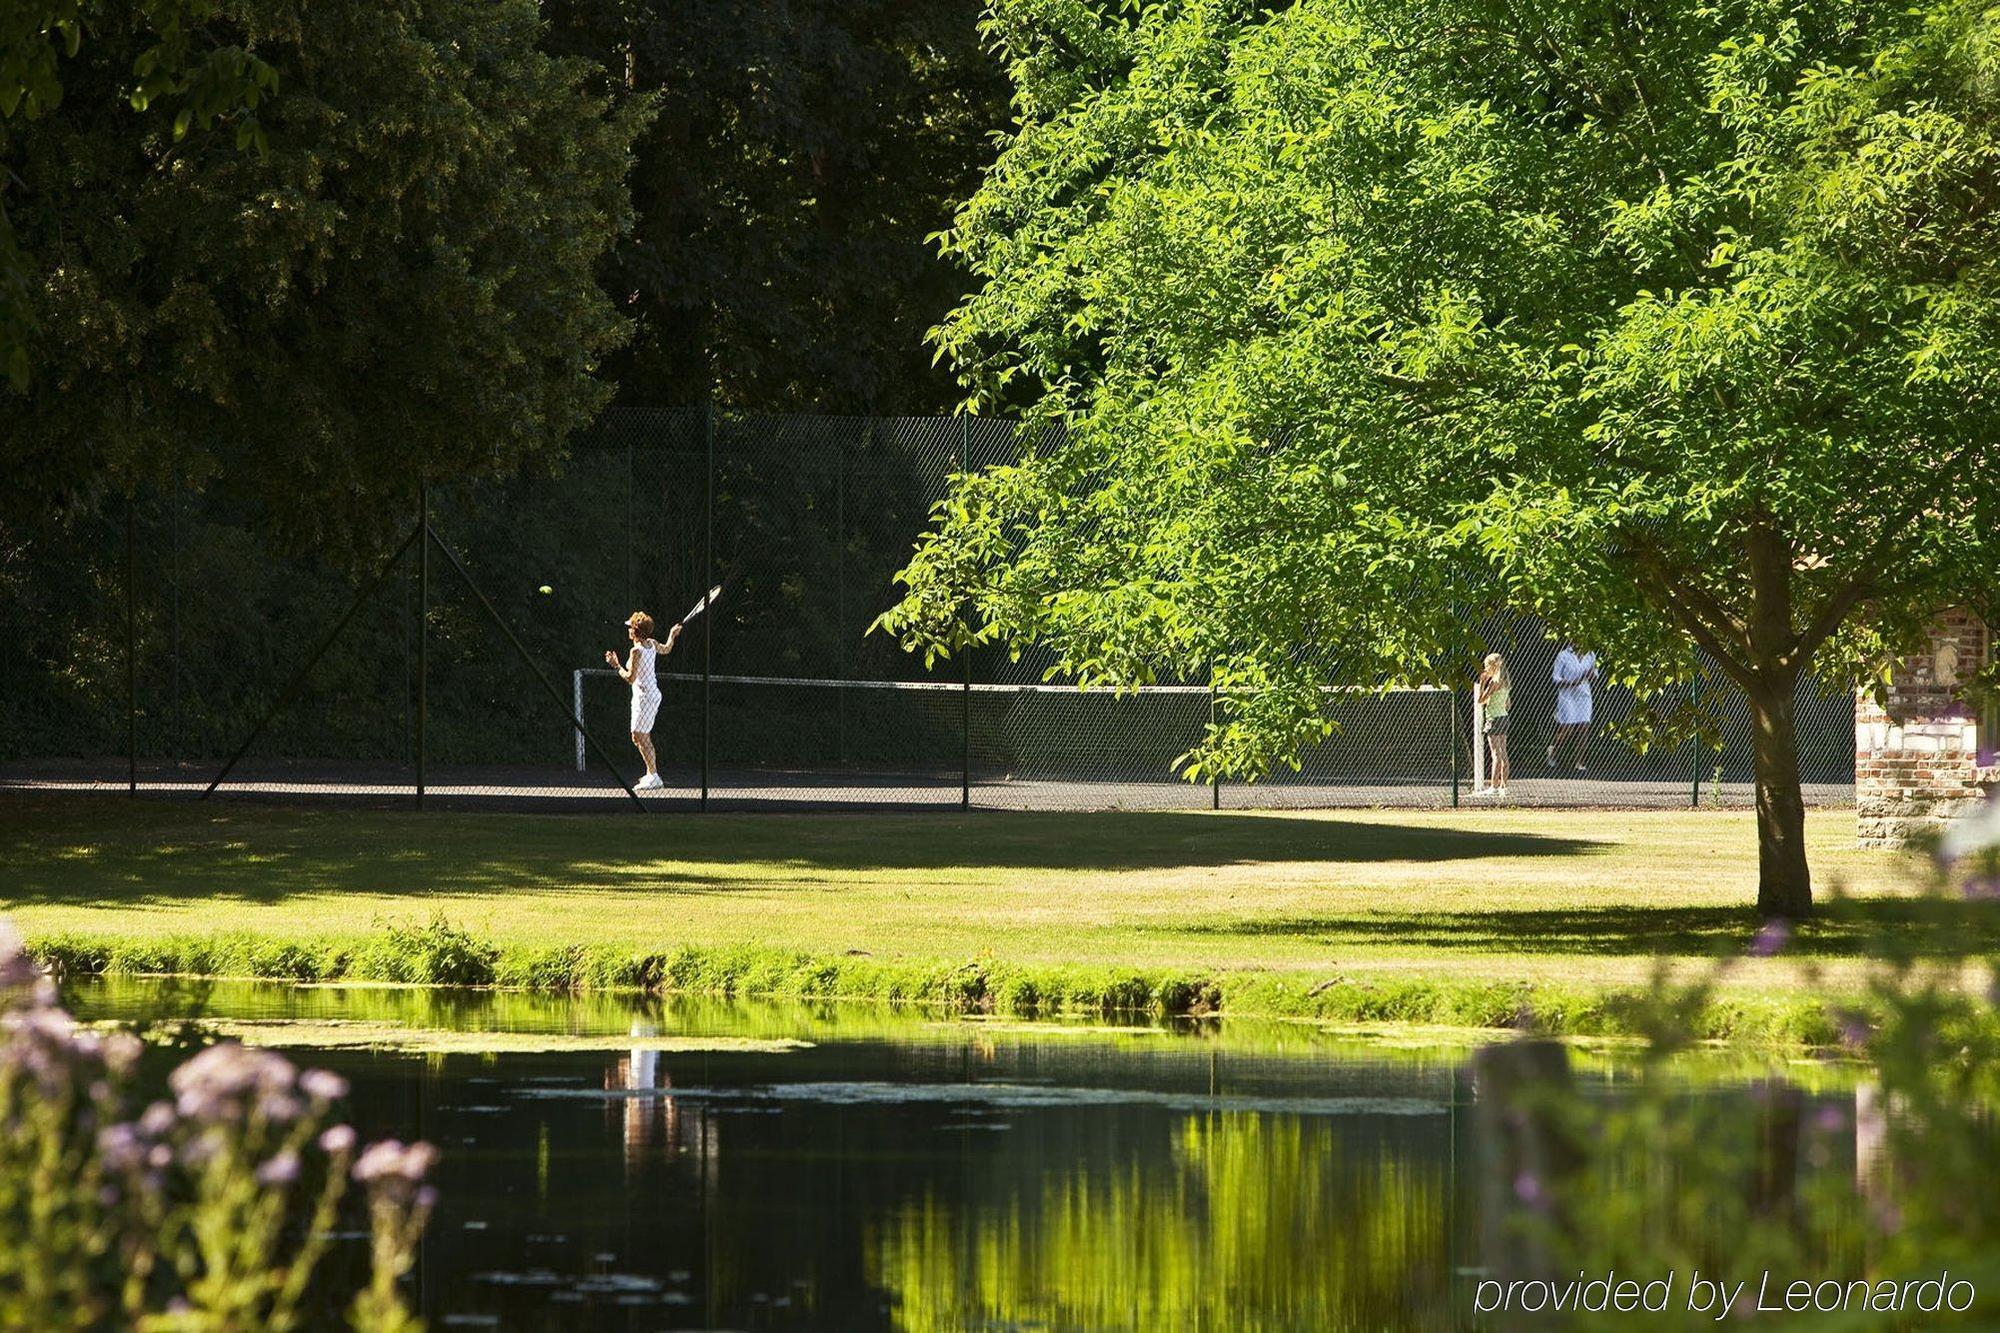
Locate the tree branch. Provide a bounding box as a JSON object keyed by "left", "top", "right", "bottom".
{"left": 1624, "top": 536, "right": 1752, "bottom": 658}
{"left": 1786, "top": 436, "right": 1983, "bottom": 666}
{"left": 1627, "top": 551, "right": 1759, "bottom": 692}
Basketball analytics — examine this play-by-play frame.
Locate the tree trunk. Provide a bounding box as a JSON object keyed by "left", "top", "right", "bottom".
{"left": 1742, "top": 508, "right": 1813, "bottom": 920}
{"left": 1748, "top": 681, "right": 1812, "bottom": 918}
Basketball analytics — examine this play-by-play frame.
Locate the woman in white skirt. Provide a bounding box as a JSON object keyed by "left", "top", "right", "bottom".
{"left": 607, "top": 611, "right": 681, "bottom": 790}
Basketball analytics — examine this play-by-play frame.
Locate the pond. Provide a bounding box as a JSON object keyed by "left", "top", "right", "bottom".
{"left": 64, "top": 979, "right": 1875, "bottom": 1331}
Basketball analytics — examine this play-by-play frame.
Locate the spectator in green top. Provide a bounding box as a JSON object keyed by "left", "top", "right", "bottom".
{"left": 1476, "top": 652, "right": 1511, "bottom": 798}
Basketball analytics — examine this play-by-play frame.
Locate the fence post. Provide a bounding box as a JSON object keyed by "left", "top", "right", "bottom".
{"left": 126, "top": 493, "right": 136, "bottom": 795}
{"left": 625, "top": 430, "right": 635, "bottom": 615}
{"left": 960, "top": 416, "right": 972, "bottom": 810}
{"left": 836, "top": 425, "right": 848, "bottom": 767}
{"left": 170, "top": 471, "right": 181, "bottom": 768}
{"left": 1210, "top": 670, "right": 1221, "bottom": 811}
{"left": 416, "top": 479, "right": 427, "bottom": 811}
{"left": 204, "top": 525, "right": 423, "bottom": 798}
{"left": 702, "top": 399, "right": 714, "bottom": 811}
{"left": 1689, "top": 671, "right": 1701, "bottom": 809}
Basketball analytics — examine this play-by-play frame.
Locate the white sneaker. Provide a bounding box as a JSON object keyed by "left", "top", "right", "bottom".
{"left": 636, "top": 773, "right": 663, "bottom": 790}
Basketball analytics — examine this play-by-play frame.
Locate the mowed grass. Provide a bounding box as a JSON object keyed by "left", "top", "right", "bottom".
{"left": 0, "top": 795, "right": 1948, "bottom": 1004}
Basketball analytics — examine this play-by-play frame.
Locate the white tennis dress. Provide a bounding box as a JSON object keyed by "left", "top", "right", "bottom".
{"left": 629, "top": 641, "right": 662, "bottom": 733}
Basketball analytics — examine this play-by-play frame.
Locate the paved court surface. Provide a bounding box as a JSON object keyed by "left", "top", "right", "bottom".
{"left": 0, "top": 760, "right": 1853, "bottom": 813}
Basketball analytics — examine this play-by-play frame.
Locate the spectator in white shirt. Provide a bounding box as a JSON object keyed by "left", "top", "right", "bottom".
{"left": 1547, "top": 642, "right": 1599, "bottom": 773}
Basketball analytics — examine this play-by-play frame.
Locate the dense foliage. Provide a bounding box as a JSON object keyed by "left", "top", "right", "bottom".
{"left": 543, "top": 0, "right": 1009, "bottom": 413}
{"left": 2, "top": 0, "right": 644, "bottom": 555}
{"left": 882, "top": 0, "right": 2000, "bottom": 914}
{"left": 1, "top": 1, "right": 278, "bottom": 391}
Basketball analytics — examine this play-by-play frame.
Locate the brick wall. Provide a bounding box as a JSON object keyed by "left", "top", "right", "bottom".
{"left": 1856, "top": 610, "right": 1997, "bottom": 846}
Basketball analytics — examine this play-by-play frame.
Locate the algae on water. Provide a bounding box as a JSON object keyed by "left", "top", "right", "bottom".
{"left": 199, "top": 1019, "right": 814, "bottom": 1056}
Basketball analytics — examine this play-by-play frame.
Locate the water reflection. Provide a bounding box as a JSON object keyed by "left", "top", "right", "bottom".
{"left": 867, "top": 1111, "right": 1454, "bottom": 1329}
{"left": 59, "top": 980, "right": 1887, "bottom": 1331}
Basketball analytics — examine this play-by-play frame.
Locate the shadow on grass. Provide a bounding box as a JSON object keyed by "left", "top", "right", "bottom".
{"left": 1191, "top": 899, "right": 1998, "bottom": 959}
{"left": 0, "top": 794, "right": 1597, "bottom": 909}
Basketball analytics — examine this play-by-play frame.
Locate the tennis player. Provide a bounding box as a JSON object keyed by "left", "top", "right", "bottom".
{"left": 607, "top": 612, "right": 682, "bottom": 790}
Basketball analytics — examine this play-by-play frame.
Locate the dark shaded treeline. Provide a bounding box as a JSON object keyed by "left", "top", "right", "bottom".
{"left": 542, "top": 0, "right": 1009, "bottom": 414}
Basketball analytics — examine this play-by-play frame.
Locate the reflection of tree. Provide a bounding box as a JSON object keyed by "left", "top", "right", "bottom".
{"left": 865, "top": 1112, "right": 1451, "bottom": 1329}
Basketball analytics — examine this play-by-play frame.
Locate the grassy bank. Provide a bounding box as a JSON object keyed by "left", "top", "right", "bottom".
{"left": 0, "top": 796, "right": 1952, "bottom": 1045}
{"left": 29, "top": 917, "right": 1847, "bottom": 1047}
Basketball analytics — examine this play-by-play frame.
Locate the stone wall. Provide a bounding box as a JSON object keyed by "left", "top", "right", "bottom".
{"left": 1856, "top": 610, "right": 1997, "bottom": 846}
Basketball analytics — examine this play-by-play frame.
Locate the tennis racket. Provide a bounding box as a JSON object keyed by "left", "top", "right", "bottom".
{"left": 678, "top": 582, "right": 725, "bottom": 627}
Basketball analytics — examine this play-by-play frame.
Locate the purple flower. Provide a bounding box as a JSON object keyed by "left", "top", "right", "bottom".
{"left": 170, "top": 1043, "right": 303, "bottom": 1124}
{"left": 353, "top": 1138, "right": 439, "bottom": 1188}
{"left": 1812, "top": 1104, "right": 1849, "bottom": 1134}
{"left": 139, "top": 1101, "right": 176, "bottom": 1137}
{"left": 0, "top": 920, "right": 39, "bottom": 991}
{"left": 256, "top": 1149, "right": 301, "bottom": 1186}
{"left": 102, "top": 1032, "right": 142, "bottom": 1076}
{"left": 2, "top": 1007, "right": 99, "bottom": 1095}
{"left": 1512, "top": 1171, "right": 1546, "bottom": 1208}
{"left": 319, "top": 1124, "right": 358, "bottom": 1156}
{"left": 1749, "top": 920, "right": 1791, "bottom": 958}
{"left": 300, "top": 1069, "right": 348, "bottom": 1103}
{"left": 98, "top": 1123, "right": 144, "bottom": 1172}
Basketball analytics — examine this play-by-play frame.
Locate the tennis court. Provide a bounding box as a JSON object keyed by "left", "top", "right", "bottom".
{"left": 2, "top": 408, "right": 1858, "bottom": 814}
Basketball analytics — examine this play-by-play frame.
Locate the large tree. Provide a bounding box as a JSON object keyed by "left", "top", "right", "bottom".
{"left": 2, "top": 0, "right": 645, "bottom": 552}
{"left": 2, "top": 1, "right": 279, "bottom": 391}
{"left": 880, "top": 0, "right": 2000, "bottom": 916}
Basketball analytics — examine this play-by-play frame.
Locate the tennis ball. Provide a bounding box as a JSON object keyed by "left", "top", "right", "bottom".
{"left": 538, "top": 585, "right": 553, "bottom": 595}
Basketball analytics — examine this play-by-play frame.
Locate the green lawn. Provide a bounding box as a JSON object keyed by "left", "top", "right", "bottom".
{"left": 0, "top": 795, "right": 1946, "bottom": 1013}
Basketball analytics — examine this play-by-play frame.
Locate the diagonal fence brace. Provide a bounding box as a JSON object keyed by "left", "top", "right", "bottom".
{"left": 204, "top": 523, "right": 424, "bottom": 798}
{"left": 424, "top": 522, "right": 649, "bottom": 810}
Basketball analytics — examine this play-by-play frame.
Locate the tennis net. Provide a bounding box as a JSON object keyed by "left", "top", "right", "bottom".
{"left": 571, "top": 669, "right": 1467, "bottom": 809}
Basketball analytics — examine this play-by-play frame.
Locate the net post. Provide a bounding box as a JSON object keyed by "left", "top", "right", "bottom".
{"left": 1469, "top": 683, "right": 1483, "bottom": 795}
{"left": 574, "top": 670, "right": 587, "bottom": 773}
{"left": 416, "top": 479, "right": 427, "bottom": 811}
{"left": 960, "top": 416, "right": 972, "bottom": 810}
{"left": 702, "top": 398, "right": 714, "bottom": 811}
{"left": 1450, "top": 679, "right": 1461, "bottom": 807}
{"left": 126, "top": 492, "right": 136, "bottom": 795}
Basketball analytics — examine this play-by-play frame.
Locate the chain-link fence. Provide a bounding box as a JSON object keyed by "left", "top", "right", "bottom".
{"left": 0, "top": 406, "right": 1856, "bottom": 811}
